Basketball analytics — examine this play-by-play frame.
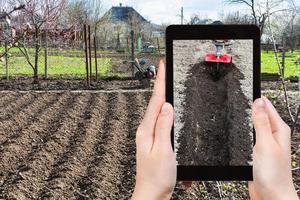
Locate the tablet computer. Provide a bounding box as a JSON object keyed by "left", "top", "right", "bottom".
{"left": 166, "top": 25, "right": 261, "bottom": 181}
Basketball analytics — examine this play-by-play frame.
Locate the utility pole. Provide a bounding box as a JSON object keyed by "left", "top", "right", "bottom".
{"left": 181, "top": 7, "right": 183, "bottom": 24}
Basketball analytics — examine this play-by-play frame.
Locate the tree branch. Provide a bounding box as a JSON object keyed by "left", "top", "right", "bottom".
{"left": 266, "top": 0, "right": 297, "bottom": 125}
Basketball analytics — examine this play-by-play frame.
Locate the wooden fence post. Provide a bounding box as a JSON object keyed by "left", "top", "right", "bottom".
{"left": 83, "top": 24, "right": 90, "bottom": 87}
{"left": 94, "top": 36, "right": 98, "bottom": 81}
{"left": 5, "top": 41, "right": 8, "bottom": 80}
{"left": 88, "top": 25, "right": 92, "bottom": 80}
{"left": 130, "top": 30, "right": 135, "bottom": 78}
{"left": 157, "top": 37, "right": 160, "bottom": 54}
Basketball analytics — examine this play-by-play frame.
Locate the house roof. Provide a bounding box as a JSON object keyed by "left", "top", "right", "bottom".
{"left": 100, "top": 5, "right": 147, "bottom": 23}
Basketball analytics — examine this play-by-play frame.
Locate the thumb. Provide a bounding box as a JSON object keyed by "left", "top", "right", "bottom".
{"left": 153, "top": 102, "right": 174, "bottom": 152}
{"left": 248, "top": 181, "right": 260, "bottom": 200}
{"left": 252, "top": 98, "right": 273, "bottom": 146}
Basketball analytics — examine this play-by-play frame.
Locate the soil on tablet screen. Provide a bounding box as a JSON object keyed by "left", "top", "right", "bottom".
{"left": 177, "top": 62, "right": 252, "bottom": 165}
{"left": 174, "top": 40, "right": 253, "bottom": 166}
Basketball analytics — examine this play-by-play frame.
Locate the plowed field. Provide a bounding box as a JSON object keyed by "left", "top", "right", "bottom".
{"left": 0, "top": 91, "right": 151, "bottom": 199}
{"left": 0, "top": 88, "right": 298, "bottom": 199}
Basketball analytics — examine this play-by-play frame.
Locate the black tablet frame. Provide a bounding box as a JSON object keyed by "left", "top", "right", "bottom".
{"left": 166, "top": 25, "right": 261, "bottom": 181}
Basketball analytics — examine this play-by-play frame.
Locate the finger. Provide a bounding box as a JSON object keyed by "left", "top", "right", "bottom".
{"left": 152, "top": 102, "right": 174, "bottom": 152}
{"left": 262, "top": 96, "right": 291, "bottom": 151}
{"left": 140, "top": 60, "right": 166, "bottom": 136}
{"left": 153, "top": 60, "right": 166, "bottom": 98}
{"left": 252, "top": 98, "right": 273, "bottom": 145}
{"left": 248, "top": 181, "right": 260, "bottom": 200}
{"left": 262, "top": 96, "right": 288, "bottom": 132}
{"left": 136, "top": 60, "right": 166, "bottom": 153}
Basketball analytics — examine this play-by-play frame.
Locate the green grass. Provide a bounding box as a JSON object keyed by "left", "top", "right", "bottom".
{"left": 0, "top": 55, "right": 112, "bottom": 77}
{"left": 261, "top": 50, "right": 300, "bottom": 78}
{"left": 0, "top": 46, "right": 113, "bottom": 57}
{"left": 1, "top": 48, "right": 299, "bottom": 78}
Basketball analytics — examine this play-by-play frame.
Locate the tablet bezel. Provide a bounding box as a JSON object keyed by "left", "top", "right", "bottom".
{"left": 166, "top": 25, "right": 261, "bottom": 181}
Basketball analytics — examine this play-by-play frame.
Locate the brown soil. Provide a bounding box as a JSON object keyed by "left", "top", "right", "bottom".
{"left": 173, "top": 90, "right": 300, "bottom": 199}
{"left": 261, "top": 80, "right": 299, "bottom": 91}
{"left": 177, "top": 61, "right": 252, "bottom": 166}
{"left": 174, "top": 40, "right": 253, "bottom": 166}
{"left": 0, "top": 89, "right": 298, "bottom": 199}
{"left": 0, "top": 91, "right": 150, "bottom": 199}
{"left": 0, "top": 76, "right": 151, "bottom": 91}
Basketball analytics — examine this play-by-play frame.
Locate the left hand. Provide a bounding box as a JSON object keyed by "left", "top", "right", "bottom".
{"left": 131, "top": 60, "right": 176, "bottom": 200}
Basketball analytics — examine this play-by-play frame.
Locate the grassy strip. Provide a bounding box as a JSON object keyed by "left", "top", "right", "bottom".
{"left": 261, "top": 50, "right": 300, "bottom": 77}
{"left": 1, "top": 48, "right": 299, "bottom": 78}
{"left": 0, "top": 55, "right": 112, "bottom": 77}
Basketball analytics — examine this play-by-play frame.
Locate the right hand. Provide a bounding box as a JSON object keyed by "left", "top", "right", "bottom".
{"left": 249, "top": 97, "right": 299, "bottom": 200}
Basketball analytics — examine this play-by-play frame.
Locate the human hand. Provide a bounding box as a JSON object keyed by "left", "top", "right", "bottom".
{"left": 132, "top": 60, "right": 176, "bottom": 200}
{"left": 249, "top": 97, "right": 299, "bottom": 200}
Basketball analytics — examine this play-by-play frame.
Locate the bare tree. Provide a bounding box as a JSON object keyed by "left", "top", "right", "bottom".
{"left": 0, "top": 4, "right": 25, "bottom": 56}
{"left": 15, "top": 0, "right": 65, "bottom": 83}
{"left": 265, "top": 0, "right": 300, "bottom": 135}
{"left": 223, "top": 11, "right": 253, "bottom": 24}
{"left": 227, "top": 0, "right": 293, "bottom": 35}
{"left": 128, "top": 11, "right": 143, "bottom": 43}
{"left": 188, "top": 14, "right": 213, "bottom": 25}
{"left": 86, "top": 0, "right": 103, "bottom": 36}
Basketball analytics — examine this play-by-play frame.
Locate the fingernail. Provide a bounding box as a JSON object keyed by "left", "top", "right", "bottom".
{"left": 161, "top": 103, "right": 170, "bottom": 115}
{"left": 254, "top": 98, "right": 265, "bottom": 111}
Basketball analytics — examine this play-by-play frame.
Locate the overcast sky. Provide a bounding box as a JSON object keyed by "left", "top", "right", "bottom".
{"left": 103, "top": 0, "right": 300, "bottom": 24}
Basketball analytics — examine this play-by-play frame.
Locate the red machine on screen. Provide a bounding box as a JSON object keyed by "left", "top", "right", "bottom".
{"left": 204, "top": 40, "right": 232, "bottom": 80}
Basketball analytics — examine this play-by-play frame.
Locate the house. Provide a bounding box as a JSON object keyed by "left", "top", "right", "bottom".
{"left": 98, "top": 3, "right": 164, "bottom": 50}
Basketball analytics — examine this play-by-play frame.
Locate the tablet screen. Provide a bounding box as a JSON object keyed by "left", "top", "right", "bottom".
{"left": 173, "top": 39, "right": 253, "bottom": 166}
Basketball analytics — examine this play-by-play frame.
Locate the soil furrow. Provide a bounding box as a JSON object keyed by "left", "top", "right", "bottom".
{"left": 22, "top": 92, "right": 76, "bottom": 163}
{"left": 75, "top": 93, "right": 115, "bottom": 199}
{"left": 76, "top": 92, "right": 128, "bottom": 199}
{"left": 117, "top": 92, "right": 147, "bottom": 199}
{"left": 0, "top": 93, "right": 73, "bottom": 188}
{"left": 1, "top": 94, "right": 90, "bottom": 199}
{"left": 0, "top": 93, "right": 34, "bottom": 121}
{"left": 177, "top": 62, "right": 231, "bottom": 165}
{"left": 39, "top": 93, "right": 108, "bottom": 199}
{"left": 0, "top": 93, "right": 19, "bottom": 108}
{"left": 0, "top": 93, "right": 51, "bottom": 144}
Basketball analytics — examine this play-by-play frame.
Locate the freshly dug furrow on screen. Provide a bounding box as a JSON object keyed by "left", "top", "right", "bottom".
{"left": 76, "top": 93, "right": 128, "bottom": 199}
{"left": 1, "top": 94, "right": 91, "bottom": 199}
{"left": 0, "top": 93, "right": 55, "bottom": 145}
{"left": 116, "top": 92, "right": 148, "bottom": 199}
{"left": 0, "top": 93, "right": 34, "bottom": 121}
{"left": 0, "top": 93, "right": 20, "bottom": 108}
{"left": 0, "top": 93, "right": 72, "bottom": 187}
{"left": 39, "top": 93, "right": 108, "bottom": 199}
